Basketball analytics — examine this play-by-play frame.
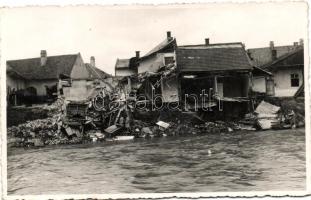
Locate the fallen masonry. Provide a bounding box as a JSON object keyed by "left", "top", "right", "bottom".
{"left": 7, "top": 88, "right": 304, "bottom": 148}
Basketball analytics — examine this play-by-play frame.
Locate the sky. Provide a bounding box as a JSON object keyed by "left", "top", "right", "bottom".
{"left": 1, "top": 2, "right": 308, "bottom": 75}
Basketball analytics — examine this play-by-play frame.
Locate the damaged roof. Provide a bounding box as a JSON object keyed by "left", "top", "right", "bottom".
{"left": 7, "top": 54, "right": 79, "bottom": 80}
{"left": 141, "top": 37, "right": 176, "bottom": 59}
{"left": 176, "top": 43, "right": 253, "bottom": 72}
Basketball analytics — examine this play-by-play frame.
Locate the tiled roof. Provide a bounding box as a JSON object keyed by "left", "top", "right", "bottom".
{"left": 176, "top": 43, "right": 253, "bottom": 72}
{"left": 85, "top": 63, "right": 112, "bottom": 79}
{"left": 7, "top": 54, "right": 78, "bottom": 80}
{"left": 179, "top": 42, "right": 243, "bottom": 49}
{"left": 261, "top": 47, "right": 304, "bottom": 71}
{"left": 141, "top": 37, "right": 176, "bottom": 59}
{"left": 115, "top": 58, "right": 131, "bottom": 69}
{"left": 6, "top": 65, "right": 26, "bottom": 79}
{"left": 247, "top": 45, "right": 298, "bottom": 67}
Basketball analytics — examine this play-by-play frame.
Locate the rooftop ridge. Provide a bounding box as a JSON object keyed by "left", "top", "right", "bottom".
{"left": 178, "top": 42, "right": 243, "bottom": 47}
{"left": 7, "top": 53, "right": 79, "bottom": 63}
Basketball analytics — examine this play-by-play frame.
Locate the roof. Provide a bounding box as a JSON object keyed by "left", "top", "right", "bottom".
{"left": 247, "top": 45, "right": 298, "bottom": 67}
{"left": 85, "top": 63, "right": 112, "bottom": 80}
{"left": 7, "top": 54, "right": 78, "bottom": 80}
{"left": 115, "top": 58, "right": 131, "bottom": 69}
{"left": 6, "top": 65, "right": 26, "bottom": 80}
{"left": 252, "top": 66, "right": 273, "bottom": 76}
{"left": 261, "top": 47, "right": 304, "bottom": 71}
{"left": 141, "top": 37, "right": 176, "bottom": 59}
{"left": 179, "top": 42, "right": 243, "bottom": 49}
{"left": 176, "top": 43, "right": 253, "bottom": 72}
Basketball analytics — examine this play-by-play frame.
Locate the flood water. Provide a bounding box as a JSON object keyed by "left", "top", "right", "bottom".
{"left": 7, "top": 128, "right": 306, "bottom": 195}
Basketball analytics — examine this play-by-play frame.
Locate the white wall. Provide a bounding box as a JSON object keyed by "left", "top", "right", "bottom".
{"left": 70, "top": 54, "right": 89, "bottom": 80}
{"left": 25, "top": 79, "right": 58, "bottom": 96}
{"left": 64, "top": 80, "right": 89, "bottom": 101}
{"left": 7, "top": 75, "right": 26, "bottom": 93}
{"left": 115, "top": 68, "right": 136, "bottom": 77}
{"left": 274, "top": 68, "right": 303, "bottom": 97}
{"left": 138, "top": 52, "right": 175, "bottom": 74}
{"left": 252, "top": 76, "right": 266, "bottom": 93}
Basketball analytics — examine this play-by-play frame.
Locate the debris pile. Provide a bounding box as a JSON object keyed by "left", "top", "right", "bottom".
{"left": 42, "top": 97, "right": 65, "bottom": 117}
{"left": 7, "top": 114, "right": 67, "bottom": 147}
{"left": 255, "top": 100, "right": 281, "bottom": 130}
{"left": 7, "top": 75, "right": 305, "bottom": 148}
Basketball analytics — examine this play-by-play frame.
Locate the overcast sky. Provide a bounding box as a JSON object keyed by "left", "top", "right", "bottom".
{"left": 1, "top": 2, "right": 308, "bottom": 74}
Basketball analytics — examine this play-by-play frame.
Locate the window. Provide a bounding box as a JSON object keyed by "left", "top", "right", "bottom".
{"left": 164, "top": 56, "right": 174, "bottom": 65}
{"left": 290, "top": 73, "right": 299, "bottom": 87}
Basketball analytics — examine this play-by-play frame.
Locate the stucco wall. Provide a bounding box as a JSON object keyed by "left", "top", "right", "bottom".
{"left": 7, "top": 75, "right": 26, "bottom": 93}
{"left": 25, "top": 79, "right": 58, "bottom": 96}
{"left": 252, "top": 76, "right": 266, "bottom": 93}
{"left": 138, "top": 52, "right": 175, "bottom": 74}
{"left": 70, "top": 54, "right": 89, "bottom": 80}
{"left": 115, "top": 68, "right": 136, "bottom": 77}
{"left": 64, "top": 80, "right": 89, "bottom": 101}
{"left": 274, "top": 68, "right": 303, "bottom": 97}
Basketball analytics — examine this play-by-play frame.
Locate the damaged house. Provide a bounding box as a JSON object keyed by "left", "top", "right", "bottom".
{"left": 248, "top": 40, "right": 304, "bottom": 97}
{"left": 114, "top": 51, "right": 139, "bottom": 77}
{"left": 176, "top": 40, "right": 253, "bottom": 118}
{"left": 136, "top": 31, "right": 178, "bottom": 102}
{"left": 132, "top": 32, "right": 254, "bottom": 119}
{"left": 114, "top": 52, "right": 140, "bottom": 94}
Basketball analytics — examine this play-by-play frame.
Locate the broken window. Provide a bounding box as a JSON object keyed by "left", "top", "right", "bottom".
{"left": 290, "top": 73, "right": 299, "bottom": 87}
{"left": 164, "top": 56, "right": 174, "bottom": 65}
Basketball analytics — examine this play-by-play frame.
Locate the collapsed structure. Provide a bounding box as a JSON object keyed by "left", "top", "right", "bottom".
{"left": 116, "top": 32, "right": 267, "bottom": 120}
{"left": 6, "top": 31, "right": 305, "bottom": 148}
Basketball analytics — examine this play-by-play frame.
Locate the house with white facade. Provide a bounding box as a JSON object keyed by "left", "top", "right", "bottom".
{"left": 248, "top": 40, "right": 304, "bottom": 97}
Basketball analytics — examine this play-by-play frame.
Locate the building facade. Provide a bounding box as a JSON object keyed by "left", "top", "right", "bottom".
{"left": 248, "top": 40, "right": 304, "bottom": 97}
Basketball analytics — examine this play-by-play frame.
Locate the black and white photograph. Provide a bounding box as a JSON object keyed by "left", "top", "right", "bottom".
{"left": 1, "top": 1, "right": 310, "bottom": 199}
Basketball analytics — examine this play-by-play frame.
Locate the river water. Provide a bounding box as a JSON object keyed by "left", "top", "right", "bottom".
{"left": 7, "top": 128, "right": 306, "bottom": 195}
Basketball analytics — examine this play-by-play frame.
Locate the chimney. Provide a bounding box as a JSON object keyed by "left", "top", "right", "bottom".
{"left": 269, "top": 41, "right": 274, "bottom": 50}
{"left": 205, "top": 38, "right": 210, "bottom": 45}
{"left": 299, "top": 38, "right": 304, "bottom": 46}
{"left": 90, "top": 56, "right": 95, "bottom": 67}
{"left": 167, "top": 31, "right": 172, "bottom": 39}
{"left": 135, "top": 51, "right": 140, "bottom": 58}
{"left": 271, "top": 49, "right": 277, "bottom": 60}
{"left": 293, "top": 42, "right": 299, "bottom": 47}
{"left": 40, "top": 50, "right": 47, "bottom": 66}
{"left": 242, "top": 43, "right": 246, "bottom": 49}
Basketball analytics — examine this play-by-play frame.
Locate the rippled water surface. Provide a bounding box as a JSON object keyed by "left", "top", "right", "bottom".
{"left": 8, "top": 128, "right": 305, "bottom": 194}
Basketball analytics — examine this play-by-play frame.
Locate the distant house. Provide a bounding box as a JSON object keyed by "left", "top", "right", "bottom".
{"left": 65, "top": 56, "right": 114, "bottom": 101}
{"left": 248, "top": 40, "right": 304, "bottom": 97}
{"left": 114, "top": 52, "right": 139, "bottom": 77}
{"left": 6, "top": 51, "right": 110, "bottom": 105}
{"left": 86, "top": 57, "right": 114, "bottom": 89}
{"left": 7, "top": 50, "right": 89, "bottom": 105}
